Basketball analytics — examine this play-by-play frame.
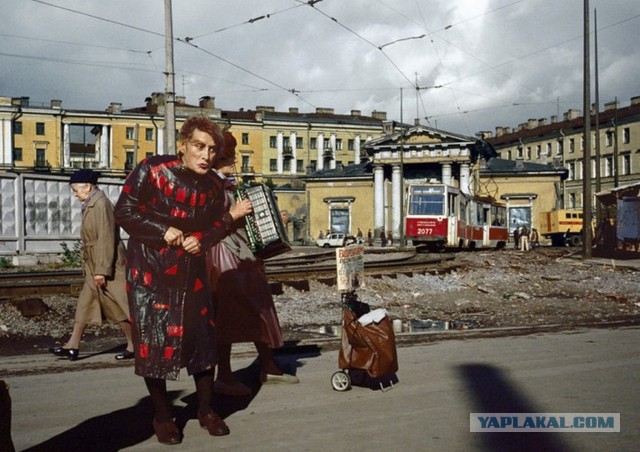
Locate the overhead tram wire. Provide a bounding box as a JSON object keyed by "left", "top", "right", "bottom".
{"left": 298, "top": 0, "right": 418, "bottom": 88}
{"left": 0, "top": 32, "right": 150, "bottom": 54}
{"left": 30, "top": 0, "right": 318, "bottom": 109}
{"left": 30, "top": 0, "right": 165, "bottom": 38}
{"left": 188, "top": 3, "right": 308, "bottom": 40}
{"left": 177, "top": 38, "right": 317, "bottom": 109}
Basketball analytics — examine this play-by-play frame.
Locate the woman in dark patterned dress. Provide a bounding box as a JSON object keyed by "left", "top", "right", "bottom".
{"left": 114, "top": 116, "right": 251, "bottom": 445}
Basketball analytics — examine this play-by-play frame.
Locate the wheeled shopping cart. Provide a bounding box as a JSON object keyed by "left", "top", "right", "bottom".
{"left": 331, "top": 291, "right": 399, "bottom": 391}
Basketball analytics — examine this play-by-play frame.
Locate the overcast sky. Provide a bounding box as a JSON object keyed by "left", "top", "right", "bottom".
{"left": 1, "top": 0, "right": 639, "bottom": 137}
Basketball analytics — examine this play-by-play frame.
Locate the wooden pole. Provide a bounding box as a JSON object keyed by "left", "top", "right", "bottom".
{"left": 163, "top": 0, "right": 176, "bottom": 155}
{"left": 582, "top": 0, "right": 593, "bottom": 258}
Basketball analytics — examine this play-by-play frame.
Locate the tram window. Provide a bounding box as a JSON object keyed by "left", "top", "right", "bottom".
{"left": 408, "top": 194, "right": 444, "bottom": 215}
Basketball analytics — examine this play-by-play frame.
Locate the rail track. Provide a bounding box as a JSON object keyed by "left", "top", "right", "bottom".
{"left": 0, "top": 249, "right": 458, "bottom": 297}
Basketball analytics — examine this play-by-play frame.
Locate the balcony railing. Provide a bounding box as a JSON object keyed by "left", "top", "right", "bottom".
{"left": 282, "top": 145, "right": 294, "bottom": 160}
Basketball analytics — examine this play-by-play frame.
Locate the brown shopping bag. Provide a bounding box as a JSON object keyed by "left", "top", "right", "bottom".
{"left": 338, "top": 307, "right": 399, "bottom": 378}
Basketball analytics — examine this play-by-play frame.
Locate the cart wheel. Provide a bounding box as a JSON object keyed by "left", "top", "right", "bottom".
{"left": 331, "top": 371, "right": 351, "bottom": 391}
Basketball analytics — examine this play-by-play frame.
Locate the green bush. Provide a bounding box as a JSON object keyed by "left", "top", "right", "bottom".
{"left": 0, "top": 256, "right": 13, "bottom": 269}
{"left": 60, "top": 241, "right": 82, "bottom": 267}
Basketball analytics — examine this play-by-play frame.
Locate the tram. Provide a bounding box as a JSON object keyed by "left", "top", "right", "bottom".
{"left": 404, "top": 183, "right": 508, "bottom": 250}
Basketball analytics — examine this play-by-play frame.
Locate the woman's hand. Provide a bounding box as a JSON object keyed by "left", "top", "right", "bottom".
{"left": 229, "top": 198, "right": 253, "bottom": 221}
{"left": 182, "top": 235, "right": 202, "bottom": 255}
{"left": 164, "top": 226, "right": 184, "bottom": 246}
{"left": 94, "top": 275, "right": 106, "bottom": 288}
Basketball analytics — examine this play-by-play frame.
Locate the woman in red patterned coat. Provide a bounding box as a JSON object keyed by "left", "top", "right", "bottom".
{"left": 114, "top": 116, "right": 251, "bottom": 445}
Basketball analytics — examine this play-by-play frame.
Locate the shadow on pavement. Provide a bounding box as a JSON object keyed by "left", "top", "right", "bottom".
{"left": 458, "top": 363, "right": 573, "bottom": 452}
{"left": 23, "top": 392, "right": 163, "bottom": 452}
{"left": 23, "top": 347, "right": 320, "bottom": 451}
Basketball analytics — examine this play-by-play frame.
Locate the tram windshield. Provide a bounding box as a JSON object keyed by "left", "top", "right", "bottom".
{"left": 408, "top": 186, "right": 445, "bottom": 215}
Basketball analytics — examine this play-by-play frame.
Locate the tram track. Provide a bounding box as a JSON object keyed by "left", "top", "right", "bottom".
{"left": 0, "top": 251, "right": 458, "bottom": 297}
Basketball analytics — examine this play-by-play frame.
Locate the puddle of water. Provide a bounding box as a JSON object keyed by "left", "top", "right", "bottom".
{"left": 316, "top": 319, "right": 476, "bottom": 336}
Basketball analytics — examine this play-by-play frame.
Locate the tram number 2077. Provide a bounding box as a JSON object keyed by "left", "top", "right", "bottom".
{"left": 417, "top": 228, "right": 433, "bottom": 235}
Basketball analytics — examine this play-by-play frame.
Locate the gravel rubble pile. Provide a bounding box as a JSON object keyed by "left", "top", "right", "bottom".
{"left": 1, "top": 247, "right": 639, "bottom": 352}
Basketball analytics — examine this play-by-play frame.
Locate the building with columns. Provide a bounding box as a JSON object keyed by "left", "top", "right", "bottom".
{"left": 362, "top": 121, "right": 489, "bottom": 244}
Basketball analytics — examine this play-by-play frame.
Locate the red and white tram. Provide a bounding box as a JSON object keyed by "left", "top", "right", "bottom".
{"left": 405, "top": 183, "right": 508, "bottom": 250}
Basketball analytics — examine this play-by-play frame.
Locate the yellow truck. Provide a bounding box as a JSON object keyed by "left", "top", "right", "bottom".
{"left": 539, "top": 210, "right": 584, "bottom": 246}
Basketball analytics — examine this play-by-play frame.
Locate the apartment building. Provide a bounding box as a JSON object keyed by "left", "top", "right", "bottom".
{"left": 0, "top": 94, "right": 386, "bottom": 187}
{"left": 483, "top": 95, "right": 640, "bottom": 211}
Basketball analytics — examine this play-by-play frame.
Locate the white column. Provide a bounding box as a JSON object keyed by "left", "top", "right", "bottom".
{"left": 391, "top": 164, "right": 402, "bottom": 240}
{"left": 276, "top": 131, "right": 284, "bottom": 174}
{"left": 460, "top": 163, "right": 471, "bottom": 195}
{"left": 63, "top": 124, "right": 70, "bottom": 168}
{"left": 1, "top": 119, "right": 12, "bottom": 165}
{"left": 441, "top": 162, "right": 452, "bottom": 185}
{"left": 157, "top": 127, "right": 164, "bottom": 156}
{"left": 374, "top": 165, "right": 385, "bottom": 239}
{"left": 289, "top": 132, "right": 297, "bottom": 175}
{"left": 329, "top": 133, "right": 336, "bottom": 169}
{"left": 100, "top": 125, "right": 109, "bottom": 168}
{"left": 317, "top": 133, "right": 324, "bottom": 171}
{"left": 354, "top": 134, "right": 361, "bottom": 164}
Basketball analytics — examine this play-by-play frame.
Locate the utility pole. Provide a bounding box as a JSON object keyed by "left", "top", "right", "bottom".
{"left": 582, "top": 0, "right": 592, "bottom": 258}
{"left": 399, "top": 87, "right": 405, "bottom": 250}
{"left": 163, "top": 0, "right": 176, "bottom": 155}
{"left": 594, "top": 8, "right": 601, "bottom": 224}
{"left": 613, "top": 97, "right": 619, "bottom": 188}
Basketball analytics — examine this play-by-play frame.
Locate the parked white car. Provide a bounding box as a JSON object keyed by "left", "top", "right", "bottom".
{"left": 316, "top": 232, "right": 347, "bottom": 247}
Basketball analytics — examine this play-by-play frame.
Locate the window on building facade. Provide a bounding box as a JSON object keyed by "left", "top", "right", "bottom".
{"left": 36, "top": 148, "right": 46, "bottom": 165}
{"left": 517, "top": 147, "right": 523, "bottom": 158}
{"left": 269, "top": 136, "right": 277, "bottom": 148}
{"left": 126, "top": 127, "right": 134, "bottom": 140}
{"left": 125, "top": 151, "right": 134, "bottom": 169}
{"left": 622, "top": 127, "right": 630, "bottom": 144}
{"left": 569, "top": 138, "right": 575, "bottom": 153}
{"left": 14, "top": 122, "right": 23, "bottom": 134}
{"left": 567, "top": 161, "right": 575, "bottom": 180}
{"left": 526, "top": 146, "right": 531, "bottom": 159}
{"left": 335, "top": 138, "right": 343, "bottom": 150}
{"left": 546, "top": 143, "right": 551, "bottom": 156}
{"left": 296, "top": 159, "right": 304, "bottom": 172}
{"left": 536, "top": 145, "right": 541, "bottom": 159}
{"left": 242, "top": 133, "right": 249, "bottom": 145}
{"left": 296, "top": 136, "right": 303, "bottom": 148}
{"left": 36, "top": 123, "right": 45, "bottom": 135}
{"left": 270, "top": 159, "right": 277, "bottom": 171}
{"left": 145, "top": 152, "right": 154, "bottom": 159}
{"left": 604, "top": 156, "right": 613, "bottom": 177}
{"left": 569, "top": 193, "right": 576, "bottom": 209}
{"left": 591, "top": 158, "right": 596, "bottom": 179}
{"left": 348, "top": 139, "right": 355, "bottom": 150}
{"left": 330, "top": 208, "right": 350, "bottom": 234}
{"left": 13, "top": 147, "right": 23, "bottom": 161}
{"left": 580, "top": 137, "right": 584, "bottom": 151}
{"left": 557, "top": 139, "right": 563, "bottom": 156}
{"left": 310, "top": 137, "right": 317, "bottom": 149}
{"left": 622, "top": 154, "right": 631, "bottom": 175}
{"left": 576, "top": 160, "right": 582, "bottom": 180}
{"left": 605, "top": 131, "right": 613, "bottom": 146}
{"left": 241, "top": 155, "right": 250, "bottom": 172}
{"left": 283, "top": 159, "right": 290, "bottom": 172}
{"left": 310, "top": 160, "right": 317, "bottom": 171}
{"left": 145, "top": 128, "right": 153, "bottom": 141}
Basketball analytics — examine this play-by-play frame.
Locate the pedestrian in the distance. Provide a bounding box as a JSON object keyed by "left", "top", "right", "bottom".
{"left": 49, "top": 169, "right": 133, "bottom": 361}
